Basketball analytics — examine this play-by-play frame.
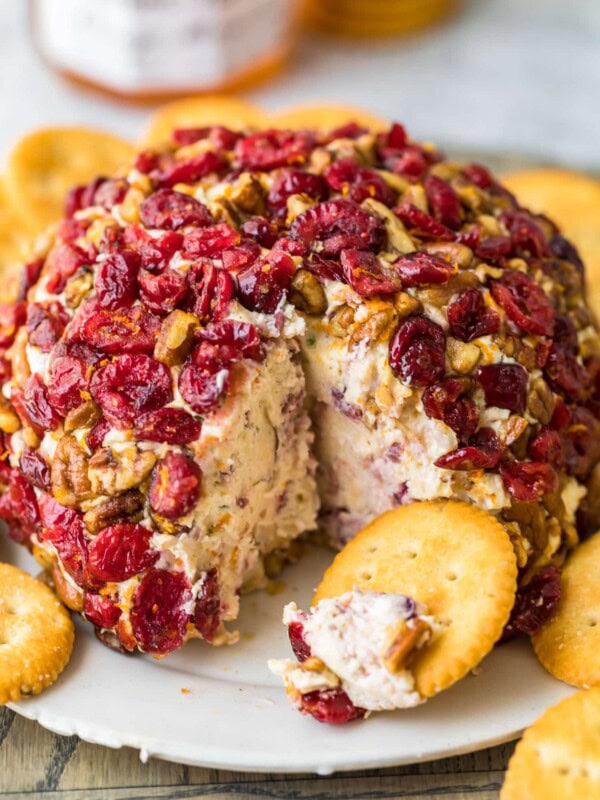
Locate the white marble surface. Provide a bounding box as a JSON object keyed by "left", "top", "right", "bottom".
{"left": 1, "top": 0, "right": 599, "bottom": 168}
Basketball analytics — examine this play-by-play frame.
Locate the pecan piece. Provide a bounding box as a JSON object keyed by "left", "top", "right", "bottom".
{"left": 88, "top": 446, "right": 156, "bottom": 496}
{"left": 328, "top": 305, "right": 355, "bottom": 337}
{"left": 52, "top": 562, "right": 84, "bottom": 612}
{"left": 383, "top": 617, "right": 431, "bottom": 674}
{"left": 0, "top": 396, "right": 21, "bottom": 434}
{"left": 64, "top": 271, "right": 93, "bottom": 309}
{"left": 154, "top": 309, "right": 198, "bottom": 366}
{"left": 51, "top": 434, "right": 94, "bottom": 507}
{"left": 290, "top": 269, "right": 327, "bottom": 315}
{"left": 527, "top": 377, "right": 555, "bottom": 425}
{"left": 83, "top": 489, "right": 145, "bottom": 533}
{"left": 64, "top": 399, "right": 102, "bottom": 433}
{"left": 351, "top": 307, "right": 396, "bottom": 343}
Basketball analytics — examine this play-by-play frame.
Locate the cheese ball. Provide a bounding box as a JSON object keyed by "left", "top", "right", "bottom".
{"left": 0, "top": 120, "right": 598, "bottom": 652}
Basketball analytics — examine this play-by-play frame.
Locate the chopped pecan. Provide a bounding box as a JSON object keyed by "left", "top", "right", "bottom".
{"left": 422, "top": 241, "right": 474, "bottom": 269}
{"left": 361, "top": 198, "right": 415, "bottom": 254}
{"left": 394, "top": 292, "right": 421, "bottom": 319}
{"left": 383, "top": 617, "right": 431, "bottom": 674}
{"left": 83, "top": 489, "right": 145, "bottom": 533}
{"left": 351, "top": 307, "right": 396, "bottom": 343}
{"left": 0, "top": 396, "right": 21, "bottom": 434}
{"left": 11, "top": 327, "right": 30, "bottom": 387}
{"left": 498, "top": 415, "right": 528, "bottom": 446}
{"left": 228, "top": 173, "right": 265, "bottom": 214}
{"left": 52, "top": 562, "right": 84, "bottom": 612}
{"left": 51, "top": 434, "right": 94, "bottom": 507}
{"left": 154, "top": 309, "right": 198, "bottom": 366}
{"left": 446, "top": 338, "right": 481, "bottom": 374}
{"left": 328, "top": 305, "right": 355, "bottom": 337}
{"left": 88, "top": 446, "right": 157, "bottom": 496}
{"left": 64, "top": 399, "right": 102, "bottom": 433}
{"left": 64, "top": 271, "right": 93, "bottom": 309}
{"left": 527, "top": 377, "right": 555, "bottom": 425}
{"left": 289, "top": 270, "right": 327, "bottom": 315}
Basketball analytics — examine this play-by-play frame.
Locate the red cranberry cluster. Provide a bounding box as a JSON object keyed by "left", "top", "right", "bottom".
{"left": 0, "top": 119, "right": 597, "bottom": 651}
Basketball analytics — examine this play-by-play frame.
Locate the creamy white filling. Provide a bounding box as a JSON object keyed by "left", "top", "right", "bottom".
{"left": 269, "top": 590, "right": 437, "bottom": 711}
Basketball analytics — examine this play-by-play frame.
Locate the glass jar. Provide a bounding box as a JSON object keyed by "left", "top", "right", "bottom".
{"left": 29, "top": 0, "right": 299, "bottom": 101}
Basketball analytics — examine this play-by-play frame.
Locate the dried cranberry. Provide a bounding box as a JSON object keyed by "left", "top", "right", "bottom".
{"left": 179, "top": 364, "right": 227, "bottom": 415}
{"left": 134, "top": 407, "right": 201, "bottom": 444}
{"left": 422, "top": 379, "right": 479, "bottom": 440}
{"left": 240, "top": 217, "right": 279, "bottom": 248}
{"left": 237, "top": 251, "right": 296, "bottom": 313}
{"left": 477, "top": 363, "right": 528, "bottom": 414}
{"left": 423, "top": 175, "right": 462, "bottom": 229}
{"left": 82, "top": 306, "right": 160, "bottom": 354}
{"left": 187, "top": 262, "right": 236, "bottom": 322}
{"left": 140, "top": 189, "right": 213, "bottom": 230}
{"left": 38, "top": 492, "right": 79, "bottom": 529}
{"left": 389, "top": 315, "right": 446, "bottom": 387}
{"left": 26, "top": 302, "right": 69, "bottom": 352}
{"left": 235, "top": 129, "right": 314, "bottom": 171}
{"left": 46, "top": 242, "right": 91, "bottom": 294}
{"left": 545, "top": 315, "right": 588, "bottom": 401}
{"left": 462, "top": 163, "right": 492, "bottom": 189}
{"left": 549, "top": 234, "right": 584, "bottom": 273}
{"left": 0, "top": 302, "right": 26, "bottom": 347}
{"left": 298, "top": 688, "right": 366, "bottom": 724}
{"left": 0, "top": 351, "right": 12, "bottom": 384}
{"left": 503, "top": 566, "right": 561, "bottom": 638}
{"left": 17, "top": 259, "right": 44, "bottom": 302}
{"left": 86, "top": 418, "right": 111, "bottom": 452}
{"left": 221, "top": 242, "right": 261, "bottom": 272}
{"left": 290, "top": 199, "right": 386, "bottom": 256}
{"left": 173, "top": 126, "right": 239, "bottom": 150}
{"left": 561, "top": 406, "right": 600, "bottom": 478}
{"left": 193, "top": 568, "right": 220, "bottom": 641}
{"left": 11, "top": 386, "right": 42, "bottom": 436}
{"left": 91, "top": 354, "right": 172, "bottom": 428}
{"left": 47, "top": 355, "right": 89, "bottom": 417}
{"left": 23, "top": 374, "right": 60, "bottom": 431}
{"left": 84, "top": 593, "right": 122, "bottom": 629}
{"left": 435, "top": 427, "right": 503, "bottom": 470}
{"left": 491, "top": 270, "right": 554, "bottom": 336}
{"left": 288, "top": 620, "right": 311, "bottom": 662}
{"left": 273, "top": 237, "right": 307, "bottom": 257}
{"left": 183, "top": 224, "right": 240, "bottom": 259}
{"left": 392, "top": 251, "right": 457, "bottom": 287}
{"left": 303, "top": 254, "right": 344, "bottom": 283}
{"left": 394, "top": 204, "right": 454, "bottom": 241}
{"left": 130, "top": 569, "right": 192, "bottom": 655}
{"left": 267, "top": 168, "right": 328, "bottom": 217}
{"left": 0, "top": 469, "right": 41, "bottom": 544}
{"left": 456, "top": 224, "right": 481, "bottom": 250}
{"left": 382, "top": 122, "right": 408, "bottom": 150}
{"left": 138, "top": 269, "right": 187, "bottom": 315}
{"left": 447, "top": 288, "right": 499, "bottom": 342}
{"left": 149, "top": 452, "right": 202, "bottom": 519}
{"left": 56, "top": 217, "right": 90, "bottom": 244}
{"left": 95, "top": 251, "right": 140, "bottom": 310}
{"left": 528, "top": 427, "right": 563, "bottom": 466}
{"left": 19, "top": 448, "right": 51, "bottom": 491}
{"left": 499, "top": 460, "right": 559, "bottom": 502}
{"left": 87, "top": 524, "right": 158, "bottom": 583}
{"left": 41, "top": 517, "right": 89, "bottom": 586}
{"left": 195, "top": 319, "right": 265, "bottom": 364}
{"left": 388, "top": 148, "right": 429, "bottom": 181}
{"left": 94, "top": 178, "right": 129, "bottom": 210}
{"left": 340, "top": 249, "right": 398, "bottom": 297}
{"left": 152, "top": 151, "right": 227, "bottom": 188}
{"left": 476, "top": 235, "right": 513, "bottom": 265}
{"left": 123, "top": 226, "right": 184, "bottom": 271}
{"left": 324, "top": 158, "right": 395, "bottom": 207}
{"left": 322, "top": 122, "right": 368, "bottom": 143}
{"left": 502, "top": 210, "right": 548, "bottom": 258}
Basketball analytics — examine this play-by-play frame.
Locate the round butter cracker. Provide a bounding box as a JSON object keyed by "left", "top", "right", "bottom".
{"left": 0, "top": 562, "right": 74, "bottom": 704}
{"left": 532, "top": 533, "right": 600, "bottom": 689}
{"left": 5, "top": 127, "right": 136, "bottom": 234}
{"left": 501, "top": 688, "right": 600, "bottom": 800}
{"left": 314, "top": 500, "right": 518, "bottom": 698}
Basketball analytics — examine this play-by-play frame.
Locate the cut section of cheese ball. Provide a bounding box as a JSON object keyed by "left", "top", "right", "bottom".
{"left": 0, "top": 118, "right": 598, "bottom": 653}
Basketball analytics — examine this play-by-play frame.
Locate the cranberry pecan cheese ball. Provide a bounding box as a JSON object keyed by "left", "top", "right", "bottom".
{"left": 0, "top": 120, "right": 598, "bottom": 652}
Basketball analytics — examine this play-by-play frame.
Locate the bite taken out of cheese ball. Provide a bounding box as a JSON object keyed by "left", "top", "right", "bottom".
{"left": 0, "top": 120, "right": 598, "bottom": 654}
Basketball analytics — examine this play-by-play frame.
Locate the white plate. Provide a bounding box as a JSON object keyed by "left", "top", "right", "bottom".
{"left": 3, "top": 536, "right": 573, "bottom": 775}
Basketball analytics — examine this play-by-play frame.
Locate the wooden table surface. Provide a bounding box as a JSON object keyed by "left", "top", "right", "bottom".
{"left": 0, "top": 705, "right": 514, "bottom": 800}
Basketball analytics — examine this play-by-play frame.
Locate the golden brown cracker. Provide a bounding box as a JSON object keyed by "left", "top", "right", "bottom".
{"left": 270, "top": 103, "right": 388, "bottom": 133}
{"left": 501, "top": 688, "right": 600, "bottom": 800}
{"left": 142, "top": 95, "right": 264, "bottom": 147}
{"left": 314, "top": 500, "right": 517, "bottom": 698}
{"left": 0, "top": 562, "right": 74, "bottom": 704}
{"left": 5, "top": 127, "right": 136, "bottom": 234}
{"left": 532, "top": 533, "right": 600, "bottom": 689}
{"left": 0, "top": 180, "right": 30, "bottom": 298}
